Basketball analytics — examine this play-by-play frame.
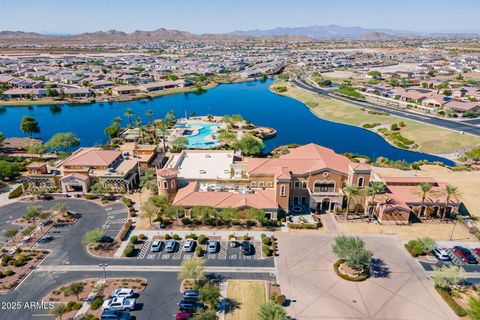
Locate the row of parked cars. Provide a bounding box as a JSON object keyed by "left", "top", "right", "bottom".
{"left": 433, "top": 246, "right": 480, "bottom": 264}
{"left": 151, "top": 238, "right": 254, "bottom": 255}
{"left": 176, "top": 289, "right": 203, "bottom": 320}
{"left": 100, "top": 288, "right": 136, "bottom": 320}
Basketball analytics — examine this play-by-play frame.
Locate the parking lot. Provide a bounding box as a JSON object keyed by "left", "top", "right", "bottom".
{"left": 421, "top": 246, "right": 480, "bottom": 273}
{"left": 136, "top": 239, "right": 264, "bottom": 261}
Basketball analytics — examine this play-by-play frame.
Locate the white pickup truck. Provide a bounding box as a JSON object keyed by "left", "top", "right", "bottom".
{"left": 102, "top": 297, "right": 136, "bottom": 311}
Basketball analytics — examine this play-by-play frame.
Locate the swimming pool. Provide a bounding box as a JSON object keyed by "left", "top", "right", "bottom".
{"left": 183, "top": 120, "right": 221, "bottom": 149}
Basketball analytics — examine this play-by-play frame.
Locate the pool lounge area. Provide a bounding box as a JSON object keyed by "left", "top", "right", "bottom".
{"left": 174, "top": 119, "right": 224, "bottom": 149}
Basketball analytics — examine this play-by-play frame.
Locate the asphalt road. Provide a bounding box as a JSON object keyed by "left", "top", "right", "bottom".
{"left": 292, "top": 79, "right": 480, "bottom": 137}
{"left": 0, "top": 270, "right": 275, "bottom": 320}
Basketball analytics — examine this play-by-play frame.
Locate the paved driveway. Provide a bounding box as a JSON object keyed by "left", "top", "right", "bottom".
{"left": 276, "top": 233, "right": 458, "bottom": 320}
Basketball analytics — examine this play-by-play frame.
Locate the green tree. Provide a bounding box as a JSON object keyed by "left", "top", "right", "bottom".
{"left": 191, "top": 309, "right": 218, "bottom": 320}
{"left": 417, "top": 182, "right": 433, "bottom": 218}
{"left": 443, "top": 184, "right": 461, "bottom": 220}
{"left": 141, "top": 195, "right": 169, "bottom": 225}
{"left": 124, "top": 108, "right": 135, "bottom": 127}
{"left": 64, "top": 282, "right": 85, "bottom": 301}
{"left": 0, "top": 131, "right": 4, "bottom": 147}
{"left": 27, "top": 142, "right": 46, "bottom": 155}
{"left": 45, "top": 132, "right": 80, "bottom": 152}
{"left": 171, "top": 137, "right": 188, "bottom": 152}
{"left": 199, "top": 282, "right": 221, "bottom": 310}
{"left": 236, "top": 134, "right": 264, "bottom": 156}
{"left": 258, "top": 301, "right": 288, "bottom": 320}
{"left": 191, "top": 206, "right": 216, "bottom": 224}
{"left": 24, "top": 205, "right": 42, "bottom": 221}
{"left": 112, "top": 116, "right": 122, "bottom": 125}
{"left": 367, "top": 181, "right": 385, "bottom": 217}
{"left": 4, "top": 229, "right": 18, "bottom": 239}
{"left": 418, "top": 237, "right": 436, "bottom": 253}
{"left": 0, "top": 160, "right": 23, "bottom": 181}
{"left": 20, "top": 115, "right": 40, "bottom": 138}
{"left": 81, "top": 228, "right": 105, "bottom": 245}
{"left": 104, "top": 123, "right": 121, "bottom": 141}
{"left": 332, "top": 235, "right": 373, "bottom": 270}
{"left": 431, "top": 265, "right": 465, "bottom": 289}
{"left": 90, "top": 182, "right": 107, "bottom": 197}
{"left": 164, "top": 205, "right": 185, "bottom": 226}
{"left": 52, "top": 203, "right": 68, "bottom": 215}
{"left": 49, "top": 303, "right": 67, "bottom": 320}
{"left": 155, "top": 120, "right": 168, "bottom": 151}
{"left": 466, "top": 148, "right": 480, "bottom": 164}
{"left": 368, "top": 70, "right": 382, "bottom": 79}
{"left": 178, "top": 259, "right": 205, "bottom": 284}
{"left": 342, "top": 185, "right": 360, "bottom": 219}
{"left": 467, "top": 296, "right": 480, "bottom": 320}
{"left": 164, "top": 110, "right": 176, "bottom": 125}
{"left": 218, "top": 130, "right": 237, "bottom": 148}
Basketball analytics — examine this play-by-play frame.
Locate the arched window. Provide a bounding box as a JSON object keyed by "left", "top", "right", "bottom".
{"left": 171, "top": 180, "right": 176, "bottom": 189}
{"left": 313, "top": 180, "right": 335, "bottom": 193}
{"left": 163, "top": 181, "right": 168, "bottom": 189}
{"left": 357, "top": 177, "right": 365, "bottom": 188}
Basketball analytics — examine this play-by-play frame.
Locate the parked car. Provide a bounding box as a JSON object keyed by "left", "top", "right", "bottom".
{"left": 183, "top": 290, "right": 199, "bottom": 299}
{"left": 241, "top": 241, "right": 252, "bottom": 255}
{"left": 183, "top": 239, "right": 196, "bottom": 252}
{"left": 176, "top": 312, "right": 193, "bottom": 320}
{"left": 111, "top": 288, "right": 134, "bottom": 298}
{"left": 433, "top": 248, "right": 451, "bottom": 261}
{"left": 165, "top": 240, "right": 177, "bottom": 253}
{"left": 100, "top": 310, "right": 131, "bottom": 320}
{"left": 207, "top": 240, "right": 218, "bottom": 253}
{"left": 151, "top": 240, "right": 163, "bottom": 252}
{"left": 474, "top": 248, "right": 480, "bottom": 256}
{"left": 453, "top": 246, "right": 478, "bottom": 264}
{"left": 102, "top": 297, "right": 136, "bottom": 311}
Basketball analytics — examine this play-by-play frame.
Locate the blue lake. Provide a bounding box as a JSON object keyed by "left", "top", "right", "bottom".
{"left": 0, "top": 79, "right": 453, "bottom": 165}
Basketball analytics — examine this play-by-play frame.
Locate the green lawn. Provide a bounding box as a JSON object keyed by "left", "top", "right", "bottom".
{"left": 225, "top": 280, "right": 266, "bottom": 320}
{"left": 270, "top": 81, "right": 480, "bottom": 155}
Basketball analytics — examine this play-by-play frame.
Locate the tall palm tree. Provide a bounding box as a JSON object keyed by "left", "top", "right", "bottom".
{"left": 367, "top": 181, "right": 385, "bottom": 218}
{"left": 124, "top": 108, "right": 135, "bottom": 128}
{"left": 418, "top": 182, "right": 433, "bottom": 219}
{"left": 443, "top": 184, "right": 462, "bottom": 220}
{"left": 135, "top": 117, "right": 143, "bottom": 142}
{"left": 157, "top": 120, "right": 168, "bottom": 151}
{"left": 258, "top": 302, "right": 288, "bottom": 320}
{"left": 145, "top": 109, "right": 154, "bottom": 125}
{"left": 342, "top": 185, "right": 360, "bottom": 220}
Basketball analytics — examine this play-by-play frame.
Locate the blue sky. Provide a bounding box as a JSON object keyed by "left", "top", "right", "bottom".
{"left": 2, "top": 0, "right": 479, "bottom": 34}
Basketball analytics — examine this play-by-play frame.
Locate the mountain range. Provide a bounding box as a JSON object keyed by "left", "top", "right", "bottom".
{"left": 1, "top": 24, "right": 478, "bottom": 41}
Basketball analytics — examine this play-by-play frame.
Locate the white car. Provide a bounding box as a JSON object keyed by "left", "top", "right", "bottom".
{"left": 433, "top": 248, "right": 451, "bottom": 261}
{"left": 111, "top": 288, "right": 134, "bottom": 298}
{"left": 151, "top": 240, "right": 163, "bottom": 252}
{"left": 183, "top": 239, "right": 196, "bottom": 252}
{"left": 102, "top": 297, "right": 136, "bottom": 311}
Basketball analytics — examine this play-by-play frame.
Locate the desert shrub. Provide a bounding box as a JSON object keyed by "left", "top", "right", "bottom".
{"left": 195, "top": 246, "right": 202, "bottom": 257}
{"left": 333, "top": 259, "right": 368, "bottom": 282}
{"left": 197, "top": 235, "right": 207, "bottom": 245}
{"left": 275, "top": 294, "right": 286, "bottom": 306}
{"left": 262, "top": 244, "right": 272, "bottom": 257}
{"left": 185, "top": 233, "right": 197, "bottom": 240}
{"left": 8, "top": 185, "right": 23, "bottom": 199}
{"left": 129, "top": 235, "right": 138, "bottom": 244}
{"left": 243, "top": 234, "right": 250, "bottom": 241}
{"left": 246, "top": 220, "right": 256, "bottom": 227}
{"left": 122, "top": 197, "right": 133, "bottom": 207}
{"left": 181, "top": 217, "right": 191, "bottom": 225}
{"left": 124, "top": 244, "right": 135, "bottom": 257}
{"left": 4, "top": 269, "right": 14, "bottom": 277}
{"left": 84, "top": 194, "right": 98, "bottom": 200}
{"left": 262, "top": 237, "right": 272, "bottom": 246}
{"left": 172, "top": 234, "right": 180, "bottom": 240}
{"left": 90, "top": 297, "right": 103, "bottom": 310}
{"left": 164, "top": 234, "right": 171, "bottom": 240}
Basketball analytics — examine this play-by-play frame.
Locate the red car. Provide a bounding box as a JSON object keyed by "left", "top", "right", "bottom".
{"left": 454, "top": 246, "right": 478, "bottom": 264}
{"left": 176, "top": 312, "right": 193, "bottom": 320}
{"left": 475, "top": 248, "right": 480, "bottom": 256}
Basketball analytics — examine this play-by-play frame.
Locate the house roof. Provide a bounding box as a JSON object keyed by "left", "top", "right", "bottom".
{"left": 60, "top": 148, "right": 120, "bottom": 167}
{"left": 173, "top": 182, "right": 277, "bottom": 209}
{"left": 59, "top": 172, "right": 89, "bottom": 182}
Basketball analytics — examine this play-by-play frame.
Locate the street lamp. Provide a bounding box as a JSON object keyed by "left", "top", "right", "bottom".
{"left": 99, "top": 263, "right": 108, "bottom": 280}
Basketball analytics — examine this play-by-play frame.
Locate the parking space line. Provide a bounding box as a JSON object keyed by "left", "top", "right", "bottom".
{"left": 218, "top": 241, "right": 227, "bottom": 259}
{"left": 172, "top": 241, "right": 184, "bottom": 259}
{"left": 254, "top": 241, "right": 261, "bottom": 259}
{"left": 137, "top": 240, "right": 151, "bottom": 259}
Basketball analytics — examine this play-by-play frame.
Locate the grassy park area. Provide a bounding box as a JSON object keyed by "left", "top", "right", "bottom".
{"left": 270, "top": 81, "right": 480, "bottom": 155}
{"left": 225, "top": 280, "right": 266, "bottom": 320}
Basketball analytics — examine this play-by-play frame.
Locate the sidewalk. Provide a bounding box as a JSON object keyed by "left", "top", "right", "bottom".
{"left": 320, "top": 212, "right": 339, "bottom": 234}
{"left": 128, "top": 229, "right": 274, "bottom": 240}
{"left": 75, "top": 278, "right": 105, "bottom": 318}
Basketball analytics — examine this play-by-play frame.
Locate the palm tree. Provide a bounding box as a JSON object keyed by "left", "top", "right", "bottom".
{"left": 367, "top": 182, "right": 385, "bottom": 218}
{"left": 443, "top": 184, "right": 462, "bottom": 220}
{"left": 112, "top": 116, "right": 122, "bottom": 125}
{"left": 157, "top": 120, "right": 168, "bottom": 151}
{"left": 49, "top": 303, "right": 67, "bottom": 320}
{"left": 145, "top": 109, "right": 154, "bottom": 124}
{"left": 258, "top": 301, "right": 288, "bottom": 320}
{"left": 199, "top": 282, "right": 221, "bottom": 310}
{"left": 135, "top": 117, "right": 143, "bottom": 141}
{"left": 342, "top": 185, "right": 360, "bottom": 220}
{"left": 418, "top": 182, "right": 433, "bottom": 219}
{"left": 124, "top": 108, "right": 135, "bottom": 127}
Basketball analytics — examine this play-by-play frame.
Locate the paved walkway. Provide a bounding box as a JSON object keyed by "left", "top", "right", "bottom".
{"left": 75, "top": 279, "right": 105, "bottom": 318}
{"left": 320, "top": 212, "right": 339, "bottom": 233}
{"left": 36, "top": 265, "right": 277, "bottom": 273}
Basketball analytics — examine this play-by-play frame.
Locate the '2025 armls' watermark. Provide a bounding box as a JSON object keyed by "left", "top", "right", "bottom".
{"left": 1, "top": 301, "right": 55, "bottom": 310}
